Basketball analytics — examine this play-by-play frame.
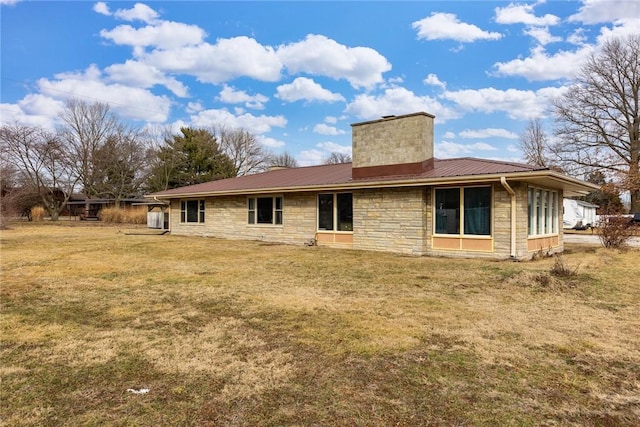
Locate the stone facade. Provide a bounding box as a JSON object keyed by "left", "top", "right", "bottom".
{"left": 352, "top": 113, "right": 434, "bottom": 169}
{"left": 169, "top": 192, "right": 317, "bottom": 245}
{"left": 352, "top": 187, "right": 428, "bottom": 255}
{"left": 168, "top": 183, "right": 563, "bottom": 260}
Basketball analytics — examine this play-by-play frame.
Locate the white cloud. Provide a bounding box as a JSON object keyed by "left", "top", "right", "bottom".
{"left": 0, "top": 95, "right": 65, "bottom": 130}
{"left": 313, "top": 123, "right": 346, "bottom": 136}
{"left": 596, "top": 18, "right": 640, "bottom": 43}
{"left": 524, "top": 27, "right": 562, "bottom": 45}
{"left": 218, "top": 85, "right": 268, "bottom": 110}
{"left": 458, "top": 128, "right": 519, "bottom": 139}
{"left": 93, "top": 2, "right": 110, "bottom": 15}
{"left": 105, "top": 60, "right": 188, "bottom": 97}
{"left": 569, "top": 0, "right": 640, "bottom": 24}
{"left": 412, "top": 13, "right": 503, "bottom": 42}
{"left": 298, "top": 149, "right": 325, "bottom": 166}
{"left": 436, "top": 141, "right": 498, "bottom": 159}
{"left": 275, "top": 77, "right": 345, "bottom": 103}
{"left": 423, "top": 73, "right": 447, "bottom": 90}
{"left": 491, "top": 45, "right": 594, "bottom": 81}
{"left": 442, "top": 86, "right": 566, "bottom": 120}
{"left": 100, "top": 21, "right": 206, "bottom": 49}
{"left": 324, "top": 116, "right": 337, "bottom": 124}
{"left": 345, "top": 86, "right": 460, "bottom": 122}
{"left": 277, "top": 34, "right": 391, "bottom": 89}
{"left": 37, "top": 65, "right": 171, "bottom": 122}
{"left": 257, "top": 135, "right": 286, "bottom": 148}
{"left": 189, "top": 109, "right": 286, "bottom": 134}
{"left": 140, "top": 36, "right": 282, "bottom": 84}
{"left": 442, "top": 131, "right": 456, "bottom": 139}
{"left": 494, "top": 3, "right": 560, "bottom": 26}
{"left": 567, "top": 28, "right": 588, "bottom": 45}
{"left": 186, "top": 102, "right": 203, "bottom": 113}
{"left": 113, "top": 3, "right": 160, "bottom": 24}
{"left": 316, "top": 141, "right": 351, "bottom": 156}
{"left": 298, "top": 141, "right": 352, "bottom": 166}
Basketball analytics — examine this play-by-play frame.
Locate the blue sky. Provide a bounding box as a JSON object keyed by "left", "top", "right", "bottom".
{"left": 1, "top": 1, "right": 639, "bottom": 166}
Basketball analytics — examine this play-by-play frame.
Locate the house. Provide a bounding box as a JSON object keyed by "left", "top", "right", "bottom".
{"left": 65, "top": 197, "right": 151, "bottom": 220}
{"left": 563, "top": 199, "right": 598, "bottom": 229}
{"left": 148, "top": 112, "right": 598, "bottom": 260}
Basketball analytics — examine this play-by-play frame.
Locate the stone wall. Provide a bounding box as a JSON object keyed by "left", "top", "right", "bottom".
{"left": 168, "top": 183, "right": 564, "bottom": 260}
{"left": 352, "top": 113, "right": 434, "bottom": 169}
{"left": 169, "top": 192, "right": 317, "bottom": 245}
{"left": 353, "top": 187, "right": 428, "bottom": 255}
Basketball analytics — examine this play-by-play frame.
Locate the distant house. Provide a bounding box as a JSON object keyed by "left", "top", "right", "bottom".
{"left": 563, "top": 199, "right": 598, "bottom": 229}
{"left": 149, "top": 112, "right": 598, "bottom": 260}
{"left": 65, "top": 197, "right": 150, "bottom": 220}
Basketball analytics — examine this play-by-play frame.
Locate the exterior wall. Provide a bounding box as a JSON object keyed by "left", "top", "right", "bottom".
{"left": 524, "top": 187, "right": 564, "bottom": 257}
{"left": 426, "top": 183, "right": 517, "bottom": 260}
{"left": 167, "top": 183, "right": 565, "bottom": 260}
{"left": 352, "top": 187, "right": 427, "bottom": 255}
{"left": 352, "top": 113, "right": 434, "bottom": 169}
{"left": 169, "top": 192, "right": 317, "bottom": 245}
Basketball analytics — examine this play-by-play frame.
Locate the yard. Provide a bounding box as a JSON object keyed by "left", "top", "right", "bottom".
{"left": 1, "top": 223, "right": 639, "bottom": 426}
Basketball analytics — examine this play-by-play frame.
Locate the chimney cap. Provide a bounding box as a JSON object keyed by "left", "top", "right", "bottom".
{"left": 351, "top": 111, "right": 435, "bottom": 128}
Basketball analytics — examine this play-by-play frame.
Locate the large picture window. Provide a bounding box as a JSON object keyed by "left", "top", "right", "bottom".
{"left": 528, "top": 187, "right": 558, "bottom": 236}
{"left": 435, "top": 187, "right": 491, "bottom": 236}
{"left": 318, "top": 192, "right": 352, "bottom": 231}
{"left": 180, "top": 200, "right": 205, "bottom": 223}
{"left": 248, "top": 196, "right": 283, "bottom": 225}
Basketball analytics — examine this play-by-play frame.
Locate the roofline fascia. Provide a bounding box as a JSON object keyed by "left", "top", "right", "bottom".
{"left": 147, "top": 170, "right": 599, "bottom": 199}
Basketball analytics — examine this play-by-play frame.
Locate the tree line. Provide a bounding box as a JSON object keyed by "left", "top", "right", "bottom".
{"left": 0, "top": 99, "right": 351, "bottom": 222}
{"left": 520, "top": 35, "right": 640, "bottom": 213}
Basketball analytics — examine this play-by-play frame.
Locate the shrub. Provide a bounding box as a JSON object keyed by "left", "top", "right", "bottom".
{"left": 30, "top": 206, "right": 46, "bottom": 222}
{"left": 100, "top": 207, "right": 147, "bottom": 224}
{"left": 598, "top": 215, "right": 634, "bottom": 249}
{"left": 550, "top": 255, "right": 578, "bottom": 278}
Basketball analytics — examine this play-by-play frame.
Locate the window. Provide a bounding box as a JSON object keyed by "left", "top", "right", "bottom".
{"left": 248, "top": 196, "right": 283, "bottom": 225}
{"left": 528, "top": 187, "right": 558, "bottom": 236}
{"left": 435, "top": 187, "right": 491, "bottom": 236}
{"left": 318, "top": 192, "right": 352, "bottom": 231}
{"left": 180, "top": 200, "right": 205, "bottom": 223}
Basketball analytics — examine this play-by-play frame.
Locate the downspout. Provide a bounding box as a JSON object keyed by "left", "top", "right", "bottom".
{"left": 500, "top": 177, "right": 517, "bottom": 259}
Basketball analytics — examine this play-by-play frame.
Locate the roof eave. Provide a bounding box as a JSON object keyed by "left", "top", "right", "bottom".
{"left": 147, "top": 170, "right": 599, "bottom": 199}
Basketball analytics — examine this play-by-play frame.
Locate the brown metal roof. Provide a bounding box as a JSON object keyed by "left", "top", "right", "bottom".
{"left": 150, "top": 162, "right": 353, "bottom": 197}
{"left": 148, "top": 157, "right": 556, "bottom": 198}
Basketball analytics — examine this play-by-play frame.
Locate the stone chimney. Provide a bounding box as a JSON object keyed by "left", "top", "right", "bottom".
{"left": 351, "top": 112, "right": 435, "bottom": 179}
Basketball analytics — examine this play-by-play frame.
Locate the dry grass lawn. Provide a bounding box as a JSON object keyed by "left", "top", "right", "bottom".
{"left": 1, "top": 222, "right": 639, "bottom": 426}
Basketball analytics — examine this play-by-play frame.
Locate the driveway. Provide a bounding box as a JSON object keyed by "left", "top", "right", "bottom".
{"left": 563, "top": 233, "right": 640, "bottom": 247}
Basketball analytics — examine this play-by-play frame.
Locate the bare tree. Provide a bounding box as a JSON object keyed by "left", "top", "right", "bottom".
{"left": 519, "top": 118, "right": 555, "bottom": 168}
{"left": 323, "top": 152, "right": 352, "bottom": 165}
{"left": 0, "top": 123, "right": 78, "bottom": 220}
{"left": 57, "top": 98, "right": 150, "bottom": 200}
{"left": 268, "top": 152, "right": 298, "bottom": 168}
{"left": 145, "top": 127, "right": 179, "bottom": 192}
{"left": 93, "top": 130, "right": 152, "bottom": 201}
{"left": 552, "top": 35, "right": 640, "bottom": 212}
{"left": 213, "top": 125, "right": 271, "bottom": 176}
{"left": 57, "top": 99, "right": 120, "bottom": 197}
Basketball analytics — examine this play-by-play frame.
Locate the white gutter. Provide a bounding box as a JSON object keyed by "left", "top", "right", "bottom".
{"left": 500, "top": 176, "right": 517, "bottom": 259}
